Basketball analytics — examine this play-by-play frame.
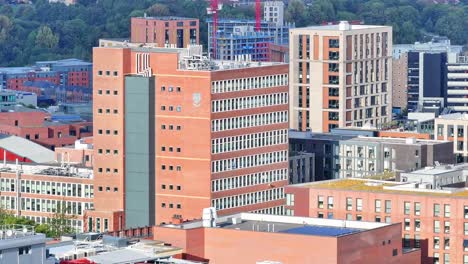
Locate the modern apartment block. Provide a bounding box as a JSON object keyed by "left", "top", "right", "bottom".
{"left": 89, "top": 44, "right": 289, "bottom": 232}
{"left": 264, "top": 1, "right": 284, "bottom": 26}
{"left": 289, "top": 130, "right": 454, "bottom": 180}
{"left": 285, "top": 164, "right": 468, "bottom": 264}
{"left": 130, "top": 16, "right": 199, "bottom": 48}
{"left": 0, "top": 162, "right": 94, "bottom": 232}
{"left": 447, "top": 56, "right": 468, "bottom": 112}
{"left": 207, "top": 18, "right": 293, "bottom": 61}
{"left": 154, "top": 212, "right": 421, "bottom": 264}
{"left": 289, "top": 21, "right": 393, "bottom": 132}
{"left": 435, "top": 113, "right": 468, "bottom": 163}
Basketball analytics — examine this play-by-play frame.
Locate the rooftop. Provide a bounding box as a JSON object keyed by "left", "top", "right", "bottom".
{"left": 98, "top": 44, "right": 286, "bottom": 71}
{"left": 348, "top": 136, "right": 448, "bottom": 145}
{"left": 437, "top": 113, "right": 468, "bottom": 121}
{"left": 0, "top": 134, "right": 55, "bottom": 163}
{"left": 295, "top": 178, "right": 468, "bottom": 198}
{"left": 162, "top": 212, "right": 391, "bottom": 237}
{"left": 135, "top": 16, "right": 197, "bottom": 21}
{"left": 0, "top": 162, "right": 93, "bottom": 179}
{"left": 292, "top": 21, "right": 388, "bottom": 31}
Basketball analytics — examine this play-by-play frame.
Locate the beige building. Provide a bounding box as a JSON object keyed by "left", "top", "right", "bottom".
{"left": 289, "top": 21, "right": 392, "bottom": 132}
{"left": 435, "top": 113, "right": 468, "bottom": 163}
{"left": 392, "top": 53, "right": 408, "bottom": 110}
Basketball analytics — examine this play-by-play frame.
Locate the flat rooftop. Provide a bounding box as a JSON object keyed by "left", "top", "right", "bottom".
{"left": 135, "top": 16, "right": 197, "bottom": 21}
{"left": 292, "top": 23, "right": 388, "bottom": 31}
{"left": 296, "top": 178, "right": 468, "bottom": 198}
{"left": 437, "top": 113, "right": 468, "bottom": 121}
{"left": 0, "top": 162, "right": 93, "bottom": 179}
{"left": 162, "top": 213, "right": 390, "bottom": 238}
{"left": 97, "top": 44, "right": 286, "bottom": 71}
{"left": 348, "top": 136, "right": 447, "bottom": 145}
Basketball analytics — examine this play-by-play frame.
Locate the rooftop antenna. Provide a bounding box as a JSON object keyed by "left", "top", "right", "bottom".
{"left": 207, "top": 0, "right": 222, "bottom": 59}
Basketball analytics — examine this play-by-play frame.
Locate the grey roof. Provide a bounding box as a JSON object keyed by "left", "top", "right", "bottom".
{"left": 0, "top": 134, "right": 54, "bottom": 163}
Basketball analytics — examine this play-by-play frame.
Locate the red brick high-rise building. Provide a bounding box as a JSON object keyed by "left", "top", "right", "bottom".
{"left": 130, "top": 16, "right": 199, "bottom": 48}
{"left": 87, "top": 44, "right": 289, "bottom": 232}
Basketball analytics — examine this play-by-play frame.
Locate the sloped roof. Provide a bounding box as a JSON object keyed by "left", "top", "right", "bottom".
{"left": 0, "top": 134, "right": 54, "bottom": 163}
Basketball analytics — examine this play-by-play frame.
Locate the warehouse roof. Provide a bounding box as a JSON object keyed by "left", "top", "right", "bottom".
{"left": 0, "top": 134, "right": 54, "bottom": 163}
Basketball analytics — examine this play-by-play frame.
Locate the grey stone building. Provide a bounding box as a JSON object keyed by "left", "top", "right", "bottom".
{"left": 289, "top": 151, "right": 315, "bottom": 184}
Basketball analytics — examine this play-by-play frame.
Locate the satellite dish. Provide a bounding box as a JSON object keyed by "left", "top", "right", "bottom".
{"left": 6, "top": 230, "right": 13, "bottom": 237}
{"left": 23, "top": 228, "right": 28, "bottom": 233}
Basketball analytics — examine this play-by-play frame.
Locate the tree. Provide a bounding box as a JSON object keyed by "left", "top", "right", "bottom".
{"left": 285, "top": 0, "right": 307, "bottom": 26}
{"left": 46, "top": 200, "right": 76, "bottom": 238}
{"left": 146, "top": 3, "right": 170, "bottom": 17}
{"left": 0, "top": 15, "right": 12, "bottom": 43}
{"left": 35, "top": 25, "right": 59, "bottom": 49}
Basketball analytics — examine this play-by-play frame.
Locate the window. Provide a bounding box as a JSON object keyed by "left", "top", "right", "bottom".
{"left": 162, "top": 185, "right": 166, "bottom": 189}
{"left": 404, "top": 218, "right": 410, "bottom": 231}
{"left": 434, "top": 253, "right": 439, "bottom": 264}
{"left": 327, "top": 196, "right": 334, "bottom": 209}
{"left": 346, "top": 213, "right": 352, "bottom": 220}
{"left": 177, "top": 204, "right": 181, "bottom": 209}
{"left": 434, "top": 220, "right": 440, "bottom": 233}
{"left": 98, "top": 90, "right": 102, "bottom": 95}
{"left": 444, "top": 237, "right": 450, "bottom": 249}
{"left": 286, "top": 194, "right": 295, "bottom": 206}
{"left": 444, "top": 204, "right": 450, "bottom": 217}
{"left": 106, "top": 90, "right": 110, "bottom": 95}
{"left": 375, "top": 199, "right": 381, "bottom": 213}
{"left": 392, "top": 249, "right": 397, "bottom": 256}
{"left": 404, "top": 202, "right": 410, "bottom": 215}
{"left": 465, "top": 222, "right": 468, "bottom": 235}
{"left": 113, "top": 71, "right": 118, "bottom": 76}
{"left": 434, "top": 236, "right": 440, "bottom": 249}
{"left": 318, "top": 196, "right": 324, "bottom": 209}
{"left": 161, "top": 106, "right": 166, "bottom": 111}
{"left": 415, "top": 202, "right": 421, "bottom": 216}
{"left": 403, "top": 234, "right": 410, "bottom": 247}
{"left": 385, "top": 200, "right": 391, "bottom": 213}
{"left": 161, "top": 125, "right": 166, "bottom": 130}
{"left": 161, "top": 86, "right": 166, "bottom": 91}
{"left": 19, "top": 246, "right": 31, "bottom": 255}
{"left": 98, "top": 70, "right": 103, "bottom": 76}
{"left": 356, "top": 215, "right": 362, "bottom": 221}
{"left": 346, "top": 198, "right": 352, "bottom": 211}
{"left": 434, "top": 204, "right": 440, "bottom": 217}
{"left": 415, "top": 235, "right": 420, "bottom": 248}
{"left": 415, "top": 219, "right": 421, "bottom": 232}
{"left": 375, "top": 216, "right": 381, "bottom": 222}
{"left": 114, "top": 90, "right": 118, "bottom": 95}
{"left": 318, "top": 212, "right": 324, "bottom": 218}
{"left": 98, "top": 129, "right": 103, "bottom": 134}
{"left": 385, "top": 216, "right": 391, "bottom": 223}
{"left": 176, "top": 87, "right": 181, "bottom": 92}
{"left": 161, "top": 203, "right": 166, "bottom": 208}
{"left": 356, "top": 198, "right": 362, "bottom": 211}
{"left": 444, "top": 253, "right": 449, "bottom": 264}
{"left": 444, "top": 221, "right": 450, "bottom": 233}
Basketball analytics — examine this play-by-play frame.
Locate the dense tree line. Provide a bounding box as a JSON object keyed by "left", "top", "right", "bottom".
{"left": 0, "top": 0, "right": 465, "bottom": 66}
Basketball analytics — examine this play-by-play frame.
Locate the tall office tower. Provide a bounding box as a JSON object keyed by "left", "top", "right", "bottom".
{"left": 87, "top": 44, "right": 289, "bottom": 232}
{"left": 130, "top": 16, "right": 199, "bottom": 48}
{"left": 407, "top": 51, "right": 447, "bottom": 112}
{"left": 289, "top": 21, "right": 392, "bottom": 133}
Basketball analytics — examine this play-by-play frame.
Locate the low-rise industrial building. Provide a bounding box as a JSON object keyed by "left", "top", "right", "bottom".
{"left": 153, "top": 211, "right": 421, "bottom": 264}
{"left": 0, "top": 225, "right": 50, "bottom": 264}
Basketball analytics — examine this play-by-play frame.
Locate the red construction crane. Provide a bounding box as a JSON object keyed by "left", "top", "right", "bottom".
{"left": 255, "top": 0, "right": 261, "bottom": 32}
{"left": 207, "top": 0, "right": 222, "bottom": 59}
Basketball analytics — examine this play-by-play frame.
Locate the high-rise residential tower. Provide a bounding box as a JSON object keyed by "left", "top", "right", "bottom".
{"left": 289, "top": 21, "right": 392, "bottom": 132}
{"left": 86, "top": 45, "right": 289, "bottom": 232}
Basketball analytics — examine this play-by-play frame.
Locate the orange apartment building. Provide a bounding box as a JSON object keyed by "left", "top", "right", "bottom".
{"left": 289, "top": 21, "right": 392, "bottom": 132}
{"left": 285, "top": 165, "right": 468, "bottom": 264}
{"left": 130, "top": 16, "right": 199, "bottom": 48}
{"left": 87, "top": 44, "right": 289, "bottom": 232}
{"left": 153, "top": 212, "right": 421, "bottom": 264}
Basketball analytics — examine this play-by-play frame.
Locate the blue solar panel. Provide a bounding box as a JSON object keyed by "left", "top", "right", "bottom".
{"left": 280, "top": 226, "right": 361, "bottom": 237}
